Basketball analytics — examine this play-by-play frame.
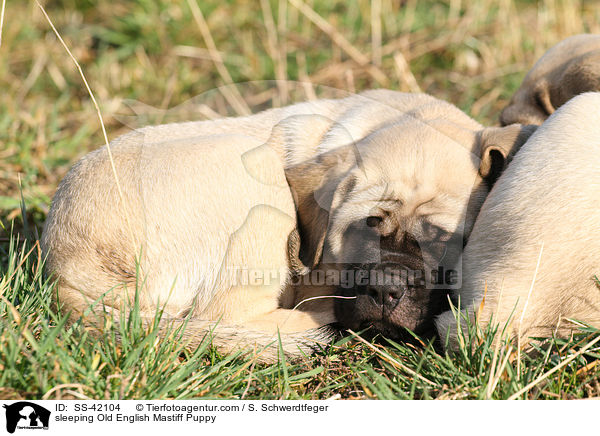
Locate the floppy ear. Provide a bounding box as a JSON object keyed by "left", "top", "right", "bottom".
{"left": 285, "top": 144, "right": 359, "bottom": 268}
{"left": 532, "top": 80, "right": 555, "bottom": 118}
{"left": 478, "top": 124, "right": 537, "bottom": 184}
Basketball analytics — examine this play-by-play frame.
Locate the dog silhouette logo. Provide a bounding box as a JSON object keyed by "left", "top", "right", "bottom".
{"left": 2, "top": 402, "right": 50, "bottom": 433}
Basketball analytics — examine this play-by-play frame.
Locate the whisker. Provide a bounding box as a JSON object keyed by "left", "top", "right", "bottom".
{"left": 292, "top": 295, "right": 356, "bottom": 312}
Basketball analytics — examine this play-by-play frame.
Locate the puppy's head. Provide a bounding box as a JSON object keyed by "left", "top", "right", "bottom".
{"left": 286, "top": 116, "right": 535, "bottom": 339}
{"left": 501, "top": 34, "right": 600, "bottom": 126}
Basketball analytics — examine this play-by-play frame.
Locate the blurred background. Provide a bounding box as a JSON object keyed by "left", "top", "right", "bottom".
{"left": 1, "top": 0, "right": 599, "bottom": 235}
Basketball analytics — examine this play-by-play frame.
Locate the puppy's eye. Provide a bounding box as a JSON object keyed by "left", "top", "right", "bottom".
{"left": 366, "top": 216, "right": 383, "bottom": 227}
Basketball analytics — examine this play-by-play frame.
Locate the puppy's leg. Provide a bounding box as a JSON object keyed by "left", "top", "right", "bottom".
{"left": 245, "top": 308, "right": 336, "bottom": 334}
{"left": 197, "top": 204, "right": 336, "bottom": 334}
{"left": 201, "top": 279, "right": 336, "bottom": 333}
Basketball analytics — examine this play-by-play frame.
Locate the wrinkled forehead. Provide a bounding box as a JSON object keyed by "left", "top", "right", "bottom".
{"left": 352, "top": 120, "right": 481, "bottom": 190}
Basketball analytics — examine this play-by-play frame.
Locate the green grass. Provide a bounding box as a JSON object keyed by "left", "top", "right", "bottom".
{"left": 2, "top": 234, "right": 600, "bottom": 400}
{"left": 2, "top": 0, "right": 600, "bottom": 399}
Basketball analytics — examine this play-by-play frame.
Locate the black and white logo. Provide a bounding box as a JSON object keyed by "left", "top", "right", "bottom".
{"left": 2, "top": 402, "right": 50, "bottom": 434}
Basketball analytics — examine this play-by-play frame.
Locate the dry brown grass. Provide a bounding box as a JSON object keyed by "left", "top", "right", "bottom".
{"left": 1, "top": 1, "right": 600, "bottom": 227}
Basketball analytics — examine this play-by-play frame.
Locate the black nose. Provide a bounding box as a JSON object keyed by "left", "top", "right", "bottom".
{"left": 359, "top": 284, "right": 403, "bottom": 309}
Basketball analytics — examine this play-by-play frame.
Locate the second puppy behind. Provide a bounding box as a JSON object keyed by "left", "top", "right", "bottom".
{"left": 437, "top": 92, "right": 600, "bottom": 349}
{"left": 501, "top": 34, "right": 600, "bottom": 126}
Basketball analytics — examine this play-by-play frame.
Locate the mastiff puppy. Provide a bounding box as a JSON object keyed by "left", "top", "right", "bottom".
{"left": 501, "top": 34, "right": 600, "bottom": 126}
{"left": 437, "top": 92, "right": 600, "bottom": 350}
{"left": 41, "top": 90, "right": 533, "bottom": 362}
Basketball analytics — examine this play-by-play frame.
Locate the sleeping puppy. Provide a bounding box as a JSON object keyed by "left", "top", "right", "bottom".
{"left": 437, "top": 92, "right": 600, "bottom": 350}
{"left": 501, "top": 34, "right": 600, "bottom": 126}
{"left": 41, "top": 89, "right": 533, "bottom": 362}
